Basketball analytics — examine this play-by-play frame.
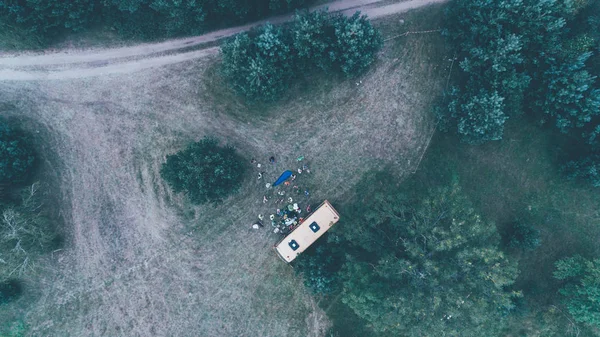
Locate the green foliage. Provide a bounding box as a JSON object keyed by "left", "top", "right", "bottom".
{"left": 0, "top": 122, "right": 35, "bottom": 186}
{"left": 508, "top": 222, "right": 541, "bottom": 251}
{"left": 0, "top": 0, "right": 96, "bottom": 38}
{"left": 554, "top": 255, "right": 600, "bottom": 329}
{"left": 337, "top": 180, "right": 520, "bottom": 336}
{"left": 0, "top": 183, "right": 56, "bottom": 283}
{"left": 0, "top": 280, "right": 22, "bottom": 304}
{"left": 0, "top": 0, "right": 312, "bottom": 46}
{"left": 330, "top": 12, "right": 382, "bottom": 77}
{"left": 448, "top": 88, "right": 508, "bottom": 144}
{"left": 103, "top": 0, "right": 207, "bottom": 38}
{"left": 0, "top": 319, "right": 27, "bottom": 337}
{"left": 221, "top": 24, "right": 293, "bottom": 102}
{"left": 291, "top": 10, "right": 334, "bottom": 71}
{"left": 563, "top": 154, "right": 600, "bottom": 187}
{"left": 221, "top": 10, "right": 382, "bottom": 102}
{"left": 536, "top": 52, "right": 600, "bottom": 134}
{"left": 293, "top": 236, "right": 341, "bottom": 295}
{"left": 160, "top": 137, "right": 246, "bottom": 204}
{"left": 441, "top": 0, "right": 600, "bottom": 144}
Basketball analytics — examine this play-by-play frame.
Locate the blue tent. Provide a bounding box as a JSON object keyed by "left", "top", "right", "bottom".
{"left": 273, "top": 170, "right": 293, "bottom": 186}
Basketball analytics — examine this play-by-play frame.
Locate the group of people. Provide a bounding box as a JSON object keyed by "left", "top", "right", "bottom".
{"left": 251, "top": 155, "right": 313, "bottom": 234}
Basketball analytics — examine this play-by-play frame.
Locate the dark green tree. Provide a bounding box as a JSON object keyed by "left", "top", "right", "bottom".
{"left": 220, "top": 24, "right": 293, "bottom": 102}
{"left": 554, "top": 255, "right": 600, "bottom": 330}
{"left": 291, "top": 10, "right": 334, "bottom": 71}
{"left": 508, "top": 222, "right": 541, "bottom": 251}
{"left": 293, "top": 235, "right": 341, "bottom": 295}
{"left": 103, "top": 0, "right": 207, "bottom": 38}
{"left": 160, "top": 137, "right": 246, "bottom": 204}
{"left": 563, "top": 154, "right": 600, "bottom": 187}
{"left": 536, "top": 52, "right": 600, "bottom": 134}
{"left": 338, "top": 181, "right": 520, "bottom": 336}
{"left": 0, "top": 0, "right": 96, "bottom": 40}
{"left": 441, "top": 0, "right": 578, "bottom": 143}
{"left": 0, "top": 122, "right": 35, "bottom": 185}
{"left": 448, "top": 88, "right": 508, "bottom": 144}
{"left": 330, "top": 12, "right": 382, "bottom": 77}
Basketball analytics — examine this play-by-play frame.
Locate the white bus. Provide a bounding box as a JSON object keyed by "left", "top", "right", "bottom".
{"left": 274, "top": 200, "right": 340, "bottom": 263}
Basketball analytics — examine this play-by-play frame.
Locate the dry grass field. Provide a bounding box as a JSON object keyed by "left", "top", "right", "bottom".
{"left": 0, "top": 6, "right": 448, "bottom": 337}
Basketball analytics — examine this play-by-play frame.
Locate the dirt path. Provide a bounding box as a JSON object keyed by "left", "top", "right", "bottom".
{"left": 0, "top": 0, "right": 447, "bottom": 81}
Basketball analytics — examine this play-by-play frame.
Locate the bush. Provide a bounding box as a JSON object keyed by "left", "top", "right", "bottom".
{"left": 160, "top": 137, "right": 246, "bottom": 204}
{"left": 0, "top": 280, "right": 22, "bottom": 304}
{"left": 330, "top": 12, "right": 382, "bottom": 76}
{"left": 554, "top": 255, "right": 600, "bottom": 330}
{"left": 221, "top": 10, "right": 382, "bottom": 102}
{"left": 508, "top": 222, "right": 541, "bottom": 251}
{"left": 0, "top": 121, "right": 35, "bottom": 186}
{"left": 563, "top": 154, "right": 600, "bottom": 187}
{"left": 291, "top": 10, "right": 334, "bottom": 71}
{"left": 221, "top": 24, "right": 294, "bottom": 102}
{"left": 293, "top": 235, "right": 342, "bottom": 295}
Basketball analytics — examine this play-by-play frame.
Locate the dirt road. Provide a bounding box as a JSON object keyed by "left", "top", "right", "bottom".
{"left": 0, "top": 0, "right": 447, "bottom": 81}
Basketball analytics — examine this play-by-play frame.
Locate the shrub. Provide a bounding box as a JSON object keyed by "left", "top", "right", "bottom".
{"left": 508, "top": 222, "right": 541, "bottom": 251}
{"left": 293, "top": 235, "right": 342, "bottom": 295}
{"left": 221, "top": 10, "right": 383, "bottom": 102}
{"left": 0, "top": 121, "right": 35, "bottom": 185}
{"left": 0, "top": 279, "right": 22, "bottom": 304}
{"left": 563, "top": 154, "right": 600, "bottom": 187}
{"left": 291, "top": 10, "right": 334, "bottom": 71}
{"left": 330, "top": 12, "right": 382, "bottom": 77}
{"left": 160, "top": 137, "right": 246, "bottom": 204}
{"left": 221, "top": 24, "right": 294, "bottom": 102}
{"left": 553, "top": 255, "right": 600, "bottom": 330}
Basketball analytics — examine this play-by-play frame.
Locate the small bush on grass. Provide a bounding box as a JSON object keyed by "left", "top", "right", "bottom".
{"left": 160, "top": 137, "right": 246, "bottom": 204}
{"left": 0, "top": 121, "right": 35, "bottom": 186}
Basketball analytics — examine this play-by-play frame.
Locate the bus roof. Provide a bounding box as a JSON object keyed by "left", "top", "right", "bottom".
{"left": 274, "top": 200, "right": 340, "bottom": 263}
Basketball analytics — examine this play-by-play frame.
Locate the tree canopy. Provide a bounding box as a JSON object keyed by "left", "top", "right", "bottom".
{"left": 220, "top": 10, "right": 382, "bottom": 102}
{"left": 221, "top": 24, "right": 294, "bottom": 102}
{"left": 441, "top": 0, "right": 600, "bottom": 144}
{"left": 160, "top": 137, "right": 246, "bottom": 204}
{"left": 337, "top": 181, "right": 520, "bottom": 336}
{"left": 554, "top": 255, "right": 600, "bottom": 330}
{"left": 0, "top": 121, "right": 35, "bottom": 185}
{"left": 0, "top": 0, "right": 312, "bottom": 44}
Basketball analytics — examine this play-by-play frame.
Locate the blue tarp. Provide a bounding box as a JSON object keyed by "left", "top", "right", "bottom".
{"left": 273, "top": 170, "right": 293, "bottom": 186}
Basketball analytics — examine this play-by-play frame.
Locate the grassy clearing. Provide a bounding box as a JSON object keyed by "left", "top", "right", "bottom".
{"left": 0, "top": 5, "right": 447, "bottom": 336}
